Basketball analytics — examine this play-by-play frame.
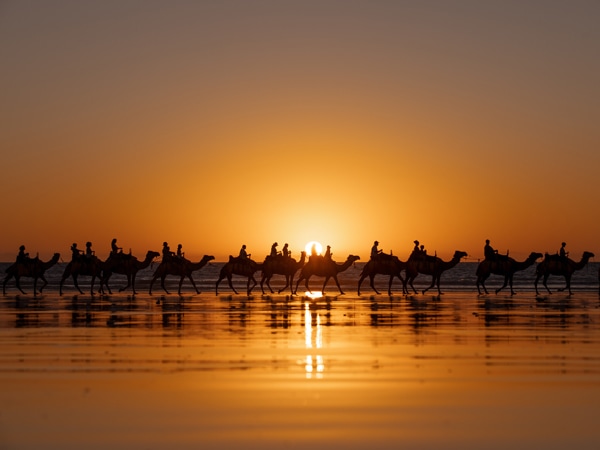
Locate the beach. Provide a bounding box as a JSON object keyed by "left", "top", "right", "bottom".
{"left": 2, "top": 262, "right": 600, "bottom": 450}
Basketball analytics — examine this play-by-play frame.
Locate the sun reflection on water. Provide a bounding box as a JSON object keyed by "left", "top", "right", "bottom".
{"left": 304, "top": 302, "right": 324, "bottom": 379}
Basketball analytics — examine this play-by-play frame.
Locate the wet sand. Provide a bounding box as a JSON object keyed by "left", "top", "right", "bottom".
{"left": 2, "top": 291, "right": 600, "bottom": 449}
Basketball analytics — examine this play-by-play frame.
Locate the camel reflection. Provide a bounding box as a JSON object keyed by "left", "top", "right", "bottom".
{"left": 304, "top": 302, "right": 324, "bottom": 379}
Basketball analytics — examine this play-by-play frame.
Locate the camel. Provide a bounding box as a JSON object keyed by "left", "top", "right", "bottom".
{"left": 534, "top": 251, "right": 594, "bottom": 295}
{"left": 294, "top": 254, "right": 360, "bottom": 296}
{"left": 101, "top": 250, "right": 160, "bottom": 295}
{"left": 357, "top": 254, "right": 407, "bottom": 296}
{"left": 405, "top": 250, "right": 468, "bottom": 295}
{"left": 149, "top": 255, "right": 215, "bottom": 295}
{"left": 59, "top": 256, "right": 105, "bottom": 295}
{"left": 476, "top": 252, "right": 543, "bottom": 295}
{"left": 3, "top": 253, "right": 61, "bottom": 295}
{"left": 216, "top": 256, "right": 263, "bottom": 296}
{"left": 260, "top": 251, "right": 306, "bottom": 295}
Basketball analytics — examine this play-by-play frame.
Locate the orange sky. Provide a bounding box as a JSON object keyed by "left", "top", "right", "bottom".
{"left": 1, "top": 1, "right": 599, "bottom": 262}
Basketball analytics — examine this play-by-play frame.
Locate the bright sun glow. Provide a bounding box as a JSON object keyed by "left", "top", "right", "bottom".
{"left": 305, "top": 241, "right": 323, "bottom": 256}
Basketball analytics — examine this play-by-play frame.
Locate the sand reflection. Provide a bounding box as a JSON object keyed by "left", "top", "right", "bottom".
{"left": 304, "top": 301, "right": 324, "bottom": 378}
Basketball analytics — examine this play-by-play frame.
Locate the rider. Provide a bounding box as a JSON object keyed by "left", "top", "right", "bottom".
{"left": 16, "top": 245, "right": 29, "bottom": 263}
{"left": 484, "top": 239, "right": 498, "bottom": 261}
{"left": 270, "top": 242, "right": 279, "bottom": 257}
{"left": 371, "top": 241, "right": 382, "bottom": 260}
{"left": 177, "top": 244, "right": 185, "bottom": 259}
{"left": 111, "top": 238, "right": 123, "bottom": 256}
{"left": 239, "top": 245, "right": 250, "bottom": 259}
{"left": 282, "top": 243, "right": 290, "bottom": 258}
{"left": 85, "top": 242, "right": 95, "bottom": 259}
{"left": 71, "top": 243, "right": 83, "bottom": 261}
{"left": 162, "top": 242, "right": 175, "bottom": 261}
{"left": 324, "top": 245, "right": 332, "bottom": 260}
{"left": 559, "top": 242, "right": 568, "bottom": 259}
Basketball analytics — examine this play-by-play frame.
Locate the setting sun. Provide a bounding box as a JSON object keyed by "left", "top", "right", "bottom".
{"left": 304, "top": 241, "right": 323, "bottom": 257}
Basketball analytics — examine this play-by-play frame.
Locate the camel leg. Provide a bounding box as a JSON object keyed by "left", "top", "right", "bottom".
{"left": 476, "top": 274, "right": 489, "bottom": 295}
{"left": 2, "top": 275, "right": 12, "bottom": 295}
{"left": 304, "top": 276, "right": 312, "bottom": 294}
{"left": 495, "top": 276, "right": 509, "bottom": 295}
{"left": 321, "top": 276, "right": 330, "bottom": 294}
{"left": 178, "top": 276, "right": 185, "bottom": 295}
{"left": 160, "top": 276, "right": 171, "bottom": 295}
{"left": 332, "top": 275, "right": 344, "bottom": 295}
{"left": 293, "top": 277, "right": 303, "bottom": 295}
{"left": 407, "top": 275, "right": 419, "bottom": 295}
{"left": 387, "top": 275, "right": 395, "bottom": 296}
{"left": 227, "top": 275, "right": 239, "bottom": 295}
{"left": 186, "top": 275, "right": 200, "bottom": 295}
{"left": 259, "top": 275, "right": 267, "bottom": 295}
{"left": 119, "top": 275, "right": 132, "bottom": 293}
{"left": 369, "top": 275, "right": 381, "bottom": 295}
{"left": 247, "top": 276, "right": 257, "bottom": 295}
{"left": 357, "top": 274, "right": 367, "bottom": 295}
{"left": 130, "top": 275, "right": 137, "bottom": 295}
{"left": 72, "top": 275, "right": 84, "bottom": 295}
{"left": 422, "top": 276, "right": 435, "bottom": 295}
{"left": 149, "top": 275, "right": 158, "bottom": 294}
{"left": 266, "top": 276, "right": 275, "bottom": 294}
{"left": 542, "top": 274, "right": 552, "bottom": 294}
{"left": 278, "top": 276, "right": 290, "bottom": 294}
{"left": 14, "top": 276, "right": 26, "bottom": 295}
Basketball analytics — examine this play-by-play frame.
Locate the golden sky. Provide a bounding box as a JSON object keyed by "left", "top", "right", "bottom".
{"left": 1, "top": 1, "right": 599, "bottom": 262}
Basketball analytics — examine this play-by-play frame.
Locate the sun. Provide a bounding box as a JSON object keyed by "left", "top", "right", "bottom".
{"left": 304, "top": 241, "right": 323, "bottom": 256}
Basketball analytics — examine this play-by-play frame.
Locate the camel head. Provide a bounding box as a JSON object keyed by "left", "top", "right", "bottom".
{"left": 51, "top": 253, "right": 61, "bottom": 262}
{"left": 582, "top": 251, "right": 595, "bottom": 260}
{"left": 453, "top": 251, "right": 468, "bottom": 260}
{"left": 528, "top": 252, "right": 543, "bottom": 261}
{"left": 146, "top": 250, "right": 161, "bottom": 260}
{"left": 347, "top": 255, "right": 361, "bottom": 264}
{"left": 203, "top": 255, "right": 216, "bottom": 263}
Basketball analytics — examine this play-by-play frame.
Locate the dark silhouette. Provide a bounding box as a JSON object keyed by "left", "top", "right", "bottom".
{"left": 559, "top": 242, "right": 568, "bottom": 259}
{"left": 102, "top": 250, "right": 160, "bottom": 295}
{"left": 162, "top": 242, "right": 175, "bottom": 261}
{"left": 3, "top": 252, "right": 61, "bottom": 295}
{"left": 357, "top": 253, "right": 407, "bottom": 296}
{"left": 405, "top": 250, "right": 468, "bottom": 295}
{"left": 370, "top": 240, "right": 382, "bottom": 260}
{"left": 483, "top": 239, "right": 498, "bottom": 260}
{"left": 476, "top": 251, "right": 543, "bottom": 295}
{"left": 239, "top": 244, "right": 250, "bottom": 259}
{"left": 216, "top": 255, "right": 263, "bottom": 295}
{"left": 111, "top": 238, "right": 123, "bottom": 255}
{"left": 59, "top": 251, "right": 105, "bottom": 295}
{"left": 149, "top": 255, "right": 214, "bottom": 295}
{"left": 534, "top": 251, "right": 594, "bottom": 295}
{"left": 260, "top": 251, "right": 306, "bottom": 295}
{"left": 294, "top": 254, "right": 360, "bottom": 295}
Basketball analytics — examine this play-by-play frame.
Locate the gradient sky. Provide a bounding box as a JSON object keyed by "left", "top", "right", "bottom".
{"left": 1, "top": 0, "right": 599, "bottom": 262}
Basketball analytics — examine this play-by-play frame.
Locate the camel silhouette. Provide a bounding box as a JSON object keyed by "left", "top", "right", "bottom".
{"left": 534, "top": 251, "right": 594, "bottom": 295}
{"left": 260, "top": 251, "right": 306, "bottom": 295}
{"left": 215, "top": 256, "right": 263, "bottom": 295}
{"left": 59, "top": 256, "right": 106, "bottom": 295}
{"left": 3, "top": 253, "right": 61, "bottom": 295}
{"left": 149, "top": 255, "right": 214, "bottom": 295}
{"left": 357, "top": 254, "right": 407, "bottom": 296}
{"left": 476, "top": 252, "right": 543, "bottom": 295}
{"left": 102, "top": 250, "right": 160, "bottom": 295}
{"left": 294, "top": 254, "right": 360, "bottom": 295}
{"left": 405, "top": 250, "right": 467, "bottom": 295}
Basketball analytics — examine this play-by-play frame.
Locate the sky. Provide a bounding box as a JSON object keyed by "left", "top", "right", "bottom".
{"left": 1, "top": 0, "right": 599, "bottom": 262}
